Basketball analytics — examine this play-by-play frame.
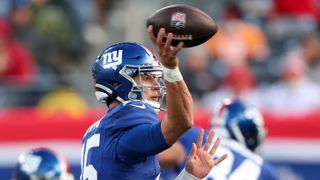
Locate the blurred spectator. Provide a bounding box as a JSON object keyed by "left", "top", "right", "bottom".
{"left": 273, "top": 0, "right": 320, "bottom": 22}
{"left": 300, "top": 32, "right": 320, "bottom": 84}
{"left": 0, "top": 0, "right": 11, "bottom": 17}
{"left": 10, "top": 0, "right": 86, "bottom": 75}
{"left": 266, "top": 0, "right": 319, "bottom": 42}
{"left": 0, "top": 17, "right": 36, "bottom": 86}
{"left": 201, "top": 66, "right": 260, "bottom": 110}
{"left": 206, "top": 3, "right": 269, "bottom": 67}
{"left": 37, "top": 86, "right": 88, "bottom": 120}
{"left": 181, "top": 45, "right": 217, "bottom": 103}
{"left": 82, "top": 0, "right": 122, "bottom": 65}
{"left": 260, "top": 51, "right": 320, "bottom": 113}
{"left": 240, "top": 0, "right": 273, "bottom": 23}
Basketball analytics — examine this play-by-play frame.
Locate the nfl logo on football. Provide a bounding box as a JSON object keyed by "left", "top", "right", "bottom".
{"left": 171, "top": 12, "right": 186, "bottom": 29}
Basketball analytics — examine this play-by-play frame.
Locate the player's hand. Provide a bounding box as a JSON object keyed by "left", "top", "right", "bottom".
{"left": 185, "top": 129, "right": 228, "bottom": 178}
{"left": 147, "top": 25, "right": 184, "bottom": 69}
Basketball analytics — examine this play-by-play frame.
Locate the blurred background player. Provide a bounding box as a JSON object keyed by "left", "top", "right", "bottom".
{"left": 205, "top": 98, "right": 277, "bottom": 180}
{"left": 158, "top": 98, "right": 277, "bottom": 180}
{"left": 13, "top": 147, "right": 74, "bottom": 180}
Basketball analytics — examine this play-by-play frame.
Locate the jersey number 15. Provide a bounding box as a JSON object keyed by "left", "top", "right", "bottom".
{"left": 81, "top": 134, "right": 100, "bottom": 180}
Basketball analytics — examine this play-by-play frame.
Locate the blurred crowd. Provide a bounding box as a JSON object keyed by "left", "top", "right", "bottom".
{"left": 0, "top": 0, "right": 319, "bottom": 115}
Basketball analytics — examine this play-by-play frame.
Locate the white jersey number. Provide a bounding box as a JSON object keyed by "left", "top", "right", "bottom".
{"left": 81, "top": 134, "right": 100, "bottom": 180}
{"left": 206, "top": 146, "right": 261, "bottom": 180}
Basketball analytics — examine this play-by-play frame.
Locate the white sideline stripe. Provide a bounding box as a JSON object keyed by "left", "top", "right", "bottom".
{"left": 263, "top": 138, "right": 320, "bottom": 163}
{"left": 1, "top": 138, "right": 320, "bottom": 166}
{"left": 0, "top": 140, "right": 81, "bottom": 166}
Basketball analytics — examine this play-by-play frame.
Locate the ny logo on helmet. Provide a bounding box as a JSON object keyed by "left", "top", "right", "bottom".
{"left": 21, "top": 154, "right": 42, "bottom": 174}
{"left": 101, "top": 50, "right": 123, "bottom": 70}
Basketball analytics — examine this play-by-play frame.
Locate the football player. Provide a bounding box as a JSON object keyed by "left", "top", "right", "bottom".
{"left": 206, "top": 98, "right": 278, "bottom": 180}
{"left": 80, "top": 27, "right": 227, "bottom": 179}
{"left": 13, "top": 147, "right": 74, "bottom": 180}
{"left": 160, "top": 99, "right": 278, "bottom": 180}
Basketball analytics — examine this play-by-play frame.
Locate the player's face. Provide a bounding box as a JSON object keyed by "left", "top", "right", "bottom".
{"left": 133, "top": 73, "right": 161, "bottom": 102}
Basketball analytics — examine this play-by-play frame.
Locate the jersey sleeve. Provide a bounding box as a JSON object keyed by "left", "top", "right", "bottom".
{"left": 177, "top": 128, "right": 202, "bottom": 171}
{"left": 115, "top": 122, "right": 170, "bottom": 164}
{"left": 261, "top": 161, "right": 278, "bottom": 180}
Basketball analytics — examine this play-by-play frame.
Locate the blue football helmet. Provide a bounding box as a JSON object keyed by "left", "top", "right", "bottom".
{"left": 92, "top": 42, "right": 165, "bottom": 110}
{"left": 13, "top": 148, "right": 74, "bottom": 180}
{"left": 211, "top": 99, "right": 266, "bottom": 153}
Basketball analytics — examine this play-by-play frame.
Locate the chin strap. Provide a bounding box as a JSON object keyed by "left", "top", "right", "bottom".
{"left": 95, "top": 83, "right": 125, "bottom": 103}
{"left": 143, "top": 100, "right": 161, "bottom": 112}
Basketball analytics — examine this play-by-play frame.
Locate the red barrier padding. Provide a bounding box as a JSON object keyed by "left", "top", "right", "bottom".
{"left": 0, "top": 108, "right": 319, "bottom": 141}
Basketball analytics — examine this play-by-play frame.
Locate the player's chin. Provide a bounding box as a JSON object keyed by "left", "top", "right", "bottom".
{"left": 151, "top": 98, "right": 159, "bottom": 102}
{"left": 150, "top": 96, "right": 160, "bottom": 102}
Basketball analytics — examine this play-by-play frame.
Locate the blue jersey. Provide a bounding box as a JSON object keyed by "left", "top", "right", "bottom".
{"left": 176, "top": 128, "right": 202, "bottom": 171}
{"left": 81, "top": 100, "right": 170, "bottom": 180}
{"left": 205, "top": 139, "right": 277, "bottom": 180}
{"left": 161, "top": 130, "right": 277, "bottom": 180}
{"left": 160, "top": 128, "right": 203, "bottom": 180}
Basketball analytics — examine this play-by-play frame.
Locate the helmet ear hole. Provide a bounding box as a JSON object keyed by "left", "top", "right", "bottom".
{"left": 111, "top": 81, "right": 121, "bottom": 87}
{"left": 129, "top": 92, "right": 138, "bottom": 99}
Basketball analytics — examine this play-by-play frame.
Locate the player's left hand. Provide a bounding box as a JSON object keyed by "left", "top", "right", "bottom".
{"left": 185, "top": 129, "right": 228, "bottom": 178}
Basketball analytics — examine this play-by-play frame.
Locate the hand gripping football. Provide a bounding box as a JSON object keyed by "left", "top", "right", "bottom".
{"left": 146, "top": 4, "right": 218, "bottom": 48}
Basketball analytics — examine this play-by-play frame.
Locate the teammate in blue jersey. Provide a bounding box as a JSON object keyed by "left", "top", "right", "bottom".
{"left": 81, "top": 26, "right": 227, "bottom": 180}
{"left": 159, "top": 127, "right": 205, "bottom": 180}
{"left": 13, "top": 147, "right": 74, "bottom": 180}
{"left": 205, "top": 98, "right": 278, "bottom": 180}
{"left": 159, "top": 99, "right": 277, "bottom": 180}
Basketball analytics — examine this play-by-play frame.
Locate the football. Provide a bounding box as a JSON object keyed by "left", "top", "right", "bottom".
{"left": 146, "top": 4, "right": 218, "bottom": 48}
